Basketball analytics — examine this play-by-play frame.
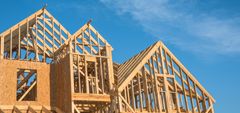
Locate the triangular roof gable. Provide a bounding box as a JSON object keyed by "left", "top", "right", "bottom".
{"left": 117, "top": 41, "right": 215, "bottom": 102}
{"left": 0, "top": 8, "right": 70, "bottom": 38}
{"left": 69, "top": 22, "right": 112, "bottom": 55}
{"left": 117, "top": 42, "right": 158, "bottom": 84}
{"left": 0, "top": 8, "right": 70, "bottom": 62}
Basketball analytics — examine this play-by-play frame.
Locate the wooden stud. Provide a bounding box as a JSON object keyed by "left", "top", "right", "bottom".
{"left": 150, "top": 56, "right": 162, "bottom": 112}
{"left": 142, "top": 67, "right": 151, "bottom": 112}
{"left": 131, "top": 80, "right": 136, "bottom": 110}
{"left": 186, "top": 77, "right": 195, "bottom": 113}
{"left": 43, "top": 10, "right": 46, "bottom": 62}
{"left": 137, "top": 74, "right": 143, "bottom": 111}
{"left": 179, "top": 69, "right": 189, "bottom": 112}
{"left": 9, "top": 29, "right": 12, "bottom": 59}
{"left": 0, "top": 35, "right": 4, "bottom": 59}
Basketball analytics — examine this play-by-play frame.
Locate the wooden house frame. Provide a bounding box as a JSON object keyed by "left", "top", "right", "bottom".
{"left": 0, "top": 8, "right": 214, "bottom": 113}
{"left": 117, "top": 42, "right": 215, "bottom": 113}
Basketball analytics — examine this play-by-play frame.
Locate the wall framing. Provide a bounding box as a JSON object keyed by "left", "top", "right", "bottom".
{"left": 0, "top": 8, "right": 215, "bottom": 113}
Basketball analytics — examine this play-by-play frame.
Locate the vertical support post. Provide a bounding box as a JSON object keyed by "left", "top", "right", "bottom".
{"left": 209, "top": 99, "right": 215, "bottom": 113}
{"left": 59, "top": 25, "right": 62, "bottom": 46}
{"left": 142, "top": 67, "right": 150, "bottom": 111}
{"left": 97, "top": 32, "right": 101, "bottom": 56}
{"left": 77, "top": 55, "right": 81, "bottom": 93}
{"left": 51, "top": 17, "right": 55, "bottom": 60}
{"left": 148, "top": 60, "right": 157, "bottom": 111}
{"left": 43, "top": 9, "right": 46, "bottom": 62}
{"left": 85, "top": 55, "right": 89, "bottom": 94}
{"left": 35, "top": 14, "right": 39, "bottom": 61}
{"left": 105, "top": 42, "right": 115, "bottom": 112}
{"left": 99, "top": 57, "right": 104, "bottom": 94}
{"left": 68, "top": 33, "right": 75, "bottom": 113}
{"left": 74, "top": 36, "right": 76, "bottom": 53}
{"left": 151, "top": 56, "right": 162, "bottom": 112}
{"left": 0, "top": 35, "right": 4, "bottom": 59}
{"left": 186, "top": 77, "right": 195, "bottom": 113}
{"left": 201, "top": 91, "right": 207, "bottom": 112}
{"left": 155, "top": 51, "right": 163, "bottom": 112}
{"left": 163, "top": 51, "right": 169, "bottom": 74}
{"left": 97, "top": 32, "right": 104, "bottom": 94}
{"left": 10, "top": 29, "right": 12, "bottom": 59}
{"left": 118, "top": 94, "right": 123, "bottom": 112}
{"left": 88, "top": 25, "right": 93, "bottom": 55}
{"left": 180, "top": 69, "right": 189, "bottom": 112}
{"left": 131, "top": 80, "right": 136, "bottom": 110}
{"left": 18, "top": 24, "right": 21, "bottom": 59}
{"left": 169, "top": 55, "right": 181, "bottom": 112}
{"left": 82, "top": 30, "right": 85, "bottom": 54}
{"left": 106, "top": 44, "right": 114, "bottom": 90}
{"left": 137, "top": 74, "right": 143, "bottom": 111}
{"left": 26, "top": 18, "right": 29, "bottom": 60}
{"left": 159, "top": 46, "right": 171, "bottom": 113}
{"left": 95, "top": 62, "right": 99, "bottom": 94}
{"left": 193, "top": 84, "right": 201, "bottom": 113}
{"left": 124, "top": 88, "right": 128, "bottom": 111}
{"left": 126, "top": 85, "right": 130, "bottom": 103}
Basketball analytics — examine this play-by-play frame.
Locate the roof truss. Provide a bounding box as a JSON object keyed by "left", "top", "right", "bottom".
{"left": 117, "top": 41, "right": 215, "bottom": 113}
{"left": 0, "top": 8, "right": 112, "bottom": 64}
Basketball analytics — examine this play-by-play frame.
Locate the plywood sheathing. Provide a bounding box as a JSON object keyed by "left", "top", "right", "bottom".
{"left": 0, "top": 59, "right": 50, "bottom": 106}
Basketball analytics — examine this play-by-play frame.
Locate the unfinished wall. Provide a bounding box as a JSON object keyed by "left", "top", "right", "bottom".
{"left": 0, "top": 59, "right": 50, "bottom": 106}
{"left": 50, "top": 54, "right": 72, "bottom": 113}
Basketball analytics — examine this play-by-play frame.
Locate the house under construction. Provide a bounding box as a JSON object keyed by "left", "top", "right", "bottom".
{"left": 0, "top": 8, "right": 215, "bottom": 113}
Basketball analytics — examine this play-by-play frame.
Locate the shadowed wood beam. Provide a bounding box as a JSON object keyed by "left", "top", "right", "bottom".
{"left": 18, "top": 81, "right": 37, "bottom": 101}
{"left": 28, "top": 106, "right": 37, "bottom": 113}
{"left": 13, "top": 106, "right": 21, "bottom": 113}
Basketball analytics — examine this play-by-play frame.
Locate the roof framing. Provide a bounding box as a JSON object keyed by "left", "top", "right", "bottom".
{"left": 118, "top": 41, "right": 215, "bottom": 102}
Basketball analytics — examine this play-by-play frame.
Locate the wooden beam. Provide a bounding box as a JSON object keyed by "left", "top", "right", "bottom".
{"left": 151, "top": 56, "right": 162, "bottom": 112}
{"left": 119, "top": 94, "right": 136, "bottom": 113}
{"left": 34, "top": 14, "right": 39, "bottom": 61}
{"left": 72, "top": 93, "right": 111, "bottom": 102}
{"left": 17, "top": 71, "right": 35, "bottom": 89}
{"left": 18, "top": 81, "right": 37, "bottom": 101}
{"left": 159, "top": 46, "right": 171, "bottom": 113}
{"left": 10, "top": 29, "right": 12, "bottom": 59}
{"left": 13, "top": 106, "right": 21, "bottom": 113}
{"left": 18, "top": 24, "right": 21, "bottom": 59}
{"left": 169, "top": 55, "right": 181, "bottom": 112}
{"left": 0, "top": 35, "right": 4, "bottom": 59}
{"left": 161, "top": 41, "right": 215, "bottom": 102}
{"left": 26, "top": 18, "right": 29, "bottom": 60}
{"left": 179, "top": 69, "right": 189, "bottom": 112}
{"left": 131, "top": 80, "right": 136, "bottom": 110}
{"left": 28, "top": 106, "right": 37, "bottom": 113}
{"left": 137, "top": 74, "right": 143, "bottom": 111}
{"left": 142, "top": 67, "right": 151, "bottom": 111}
{"left": 193, "top": 83, "right": 201, "bottom": 113}
{"left": 0, "top": 8, "right": 44, "bottom": 37}
{"left": 42, "top": 106, "right": 52, "bottom": 113}
{"left": 186, "top": 76, "right": 195, "bottom": 113}
{"left": 43, "top": 10, "right": 46, "bottom": 62}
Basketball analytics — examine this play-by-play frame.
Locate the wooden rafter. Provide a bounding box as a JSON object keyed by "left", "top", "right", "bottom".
{"left": 117, "top": 41, "right": 215, "bottom": 113}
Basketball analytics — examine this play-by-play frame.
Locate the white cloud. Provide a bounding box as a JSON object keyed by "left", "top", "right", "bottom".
{"left": 100, "top": 0, "right": 240, "bottom": 55}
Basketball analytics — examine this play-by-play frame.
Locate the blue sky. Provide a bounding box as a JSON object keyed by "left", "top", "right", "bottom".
{"left": 1, "top": 0, "right": 240, "bottom": 112}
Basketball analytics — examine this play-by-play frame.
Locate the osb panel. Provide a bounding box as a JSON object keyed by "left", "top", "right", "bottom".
{"left": 50, "top": 54, "right": 72, "bottom": 113}
{"left": 0, "top": 59, "right": 50, "bottom": 106}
